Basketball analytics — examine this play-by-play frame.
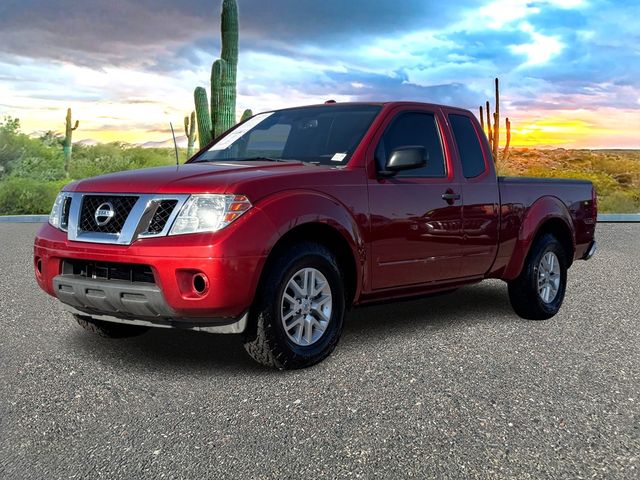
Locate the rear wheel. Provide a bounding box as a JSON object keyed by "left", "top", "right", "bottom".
{"left": 508, "top": 233, "right": 568, "bottom": 320}
{"left": 74, "top": 314, "right": 150, "bottom": 338}
{"left": 242, "top": 242, "right": 346, "bottom": 369}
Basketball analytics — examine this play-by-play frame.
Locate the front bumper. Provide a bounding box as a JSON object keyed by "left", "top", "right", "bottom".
{"left": 54, "top": 274, "right": 175, "bottom": 318}
{"left": 34, "top": 209, "right": 276, "bottom": 322}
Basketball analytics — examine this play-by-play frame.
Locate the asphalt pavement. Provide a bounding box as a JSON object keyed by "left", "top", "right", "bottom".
{"left": 1, "top": 223, "right": 638, "bottom": 479}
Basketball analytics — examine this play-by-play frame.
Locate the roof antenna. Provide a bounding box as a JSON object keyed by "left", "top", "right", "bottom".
{"left": 324, "top": 99, "right": 337, "bottom": 104}
{"left": 169, "top": 122, "right": 180, "bottom": 166}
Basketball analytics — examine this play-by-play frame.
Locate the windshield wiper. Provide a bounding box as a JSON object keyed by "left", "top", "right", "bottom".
{"left": 240, "top": 156, "right": 298, "bottom": 163}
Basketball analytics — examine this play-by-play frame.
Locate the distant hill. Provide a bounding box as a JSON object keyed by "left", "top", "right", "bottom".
{"left": 139, "top": 135, "right": 188, "bottom": 149}
{"left": 76, "top": 138, "right": 99, "bottom": 146}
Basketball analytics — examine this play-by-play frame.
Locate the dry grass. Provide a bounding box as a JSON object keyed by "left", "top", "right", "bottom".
{"left": 497, "top": 149, "right": 640, "bottom": 213}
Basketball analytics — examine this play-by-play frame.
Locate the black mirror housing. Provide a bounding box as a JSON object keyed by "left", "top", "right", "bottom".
{"left": 379, "top": 146, "right": 426, "bottom": 176}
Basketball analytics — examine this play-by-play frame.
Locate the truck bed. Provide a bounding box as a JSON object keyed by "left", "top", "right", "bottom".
{"left": 493, "top": 176, "right": 596, "bottom": 277}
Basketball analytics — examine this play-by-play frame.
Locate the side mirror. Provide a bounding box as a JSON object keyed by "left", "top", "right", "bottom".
{"left": 379, "top": 146, "right": 426, "bottom": 176}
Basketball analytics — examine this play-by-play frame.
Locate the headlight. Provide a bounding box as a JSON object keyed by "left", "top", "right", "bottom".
{"left": 49, "top": 192, "right": 71, "bottom": 230}
{"left": 169, "top": 194, "right": 252, "bottom": 235}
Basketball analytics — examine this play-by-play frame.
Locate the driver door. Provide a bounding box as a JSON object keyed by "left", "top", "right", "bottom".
{"left": 367, "top": 108, "right": 464, "bottom": 290}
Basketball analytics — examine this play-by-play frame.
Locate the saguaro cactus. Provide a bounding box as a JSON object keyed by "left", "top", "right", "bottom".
{"left": 63, "top": 108, "right": 79, "bottom": 172}
{"left": 194, "top": 0, "right": 243, "bottom": 148}
{"left": 492, "top": 78, "right": 500, "bottom": 161}
{"left": 503, "top": 117, "right": 511, "bottom": 162}
{"left": 479, "top": 78, "right": 511, "bottom": 162}
{"left": 240, "top": 109, "right": 253, "bottom": 122}
{"left": 486, "top": 100, "right": 493, "bottom": 149}
{"left": 184, "top": 111, "right": 197, "bottom": 158}
{"left": 194, "top": 87, "right": 212, "bottom": 147}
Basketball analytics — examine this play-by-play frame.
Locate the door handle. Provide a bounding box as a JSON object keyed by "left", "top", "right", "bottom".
{"left": 441, "top": 192, "right": 461, "bottom": 201}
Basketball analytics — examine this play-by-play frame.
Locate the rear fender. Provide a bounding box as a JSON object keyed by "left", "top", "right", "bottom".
{"left": 502, "top": 196, "right": 575, "bottom": 280}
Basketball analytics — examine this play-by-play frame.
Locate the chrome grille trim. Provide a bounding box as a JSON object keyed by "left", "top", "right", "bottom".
{"left": 65, "top": 193, "right": 190, "bottom": 245}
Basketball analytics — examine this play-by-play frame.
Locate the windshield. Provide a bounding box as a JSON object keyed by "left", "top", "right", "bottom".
{"left": 192, "top": 104, "right": 381, "bottom": 166}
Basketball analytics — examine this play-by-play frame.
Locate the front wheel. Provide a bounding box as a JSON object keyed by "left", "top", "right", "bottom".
{"left": 242, "top": 242, "right": 346, "bottom": 369}
{"left": 508, "top": 233, "right": 568, "bottom": 320}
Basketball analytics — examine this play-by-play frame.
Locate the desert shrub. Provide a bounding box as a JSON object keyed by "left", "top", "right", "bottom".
{"left": 0, "top": 177, "right": 68, "bottom": 215}
{"left": 598, "top": 190, "right": 640, "bottom": 214}
{"left": 68, "top": 143, "right": 131, "bottom": 178}
{"left": 68, "top": 144, "right": 178, "bottom": 178}
{"left": 10, "top": 151, "right": 66, "bottom": 181}
{"left": 524, "top": 165, "right": 619, "bottom": 196}
{"left": 126, "top": 147, "right": 177, "bottom": 169}
{"left": 0, "top": 117, "right": 66, "bottom": 180}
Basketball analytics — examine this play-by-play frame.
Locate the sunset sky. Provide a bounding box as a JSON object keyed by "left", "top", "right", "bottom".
{"left": 0, "top": 0, "right": 639, "bottom": 148}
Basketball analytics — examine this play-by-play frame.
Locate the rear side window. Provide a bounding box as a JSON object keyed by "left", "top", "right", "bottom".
{"left": 375, "top": 112, "right": 446, "bottom": 178}
{"left": 449, "top": 114, "right": 486, "bottom": 178}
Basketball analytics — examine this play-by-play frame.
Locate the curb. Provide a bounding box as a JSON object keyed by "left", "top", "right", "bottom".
{"left": 0, "top": 215, "right": 49, "bottom": 223}
{"left": 596, "top": 214, "right": 640, "bottom": 222}
{"left": 1, "top": 214, "right": 639, "bottom": 223}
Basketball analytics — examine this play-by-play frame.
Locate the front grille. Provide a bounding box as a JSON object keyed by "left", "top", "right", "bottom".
{"left": 61, "top": 259, "right": 155, "bottom": 284}
{"left": 146, "top": 200, "right": 178, "bottom": 234}
{"left": 79, "top": 195, "right": 138, "bottom": 234}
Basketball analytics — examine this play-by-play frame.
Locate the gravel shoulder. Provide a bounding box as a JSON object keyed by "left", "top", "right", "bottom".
{"left": 1, "top": 223, "right": 638, "bottom": 479}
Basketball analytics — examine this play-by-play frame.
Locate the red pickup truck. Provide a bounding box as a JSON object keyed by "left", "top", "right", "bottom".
{"left": 34, "top": 102, "right": 597, "bottom": 369}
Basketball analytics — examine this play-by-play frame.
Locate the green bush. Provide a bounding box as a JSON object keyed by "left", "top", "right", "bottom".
{"left": 1, "top": 116, "right": 638, "bottom": 214}
{"left": 1, "top": 117, "right": 66, "bottom": 179}
{"left": 68, "top": 144, "right": 177, "bottom": 179}
{"left": 10, "top": 152, "right": 66, "bottom": 181}
{"left": 0, "top": 177, "right": 68, "bottom": 215}
{"left": 598, "top": 190, "right": 640, "bottom": 214}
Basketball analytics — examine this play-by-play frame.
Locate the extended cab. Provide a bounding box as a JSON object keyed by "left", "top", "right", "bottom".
{"left": 34, "top": 102, "right": 597, "bottom": 369}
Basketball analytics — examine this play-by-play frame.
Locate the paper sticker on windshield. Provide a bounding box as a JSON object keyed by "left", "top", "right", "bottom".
{"left": 209, "top": 112, "right": 274, "bottom": 151}
{"left": 331, "top": 153, "right": 347, "bottom": 162}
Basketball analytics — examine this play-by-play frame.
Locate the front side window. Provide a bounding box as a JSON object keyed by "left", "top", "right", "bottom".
{"left": 192, "top": 105, "right": 381, "bottom": 166}
{"left": 375, "top": 112, "right": 446, "bottom": 178}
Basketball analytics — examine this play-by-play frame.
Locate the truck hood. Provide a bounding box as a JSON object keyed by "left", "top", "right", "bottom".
{"left": 65, "top": 161, "right": 325, "bottom": 196}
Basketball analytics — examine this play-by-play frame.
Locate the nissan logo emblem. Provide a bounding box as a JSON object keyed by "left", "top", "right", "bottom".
{"left": 94, "top": 202, "right": 115, "bottom": 226}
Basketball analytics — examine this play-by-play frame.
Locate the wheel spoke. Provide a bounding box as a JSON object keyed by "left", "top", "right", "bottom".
{"left": 289, "top": 276, "right": 305, "bottom": 297}
{"left": 285, "top": 315, "right": 303, "bottom": 331}
{"left": 311, "top": 276, "right": 325, "bottom": 297}
{"left": 540, "top": 256, "right": 549, "bottom": 272}
{"left": 312, "top": 317, "right": 326, "bottom": 333}
{"left": 282, "top": 309, "right": 297, "bottom": 323}
{"left": 294, "top": 322, "right": 304, "bottom": 343}
{"left": 283, "top": 292, "right": 297, "bottom": 306}
{"left": 304, "top": 315, "right": 314, "bottom": 343}
{"left": 312, "top": 294, "right": 331, "bottom": 309}
{"left": 307, "top": 269, "right": 316, "bottom": 297}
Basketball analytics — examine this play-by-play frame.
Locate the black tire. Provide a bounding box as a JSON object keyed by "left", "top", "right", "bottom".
{"left": 508, "top": 233, "right": 568, "bottom": 320}
{"left": 74, "top": 314, "right": 150, "bottom": 338}
{"left": 242, "top": 242, "right": 346, "bottom": 369}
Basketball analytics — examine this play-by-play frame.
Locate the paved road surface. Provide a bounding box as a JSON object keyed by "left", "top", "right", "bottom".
{"left": 1, "top": 223, "right": 638, "bottom": 479}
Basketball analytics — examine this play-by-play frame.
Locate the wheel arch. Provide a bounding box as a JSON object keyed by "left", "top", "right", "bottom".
{"left": 503, "top": 196, "right": 576, "bottom": 280}
{"left": 254, "top": 190, "right": 366, "bottom": 307}
{"left": 260, "top": 222, "right": 359, "bottom": 306}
